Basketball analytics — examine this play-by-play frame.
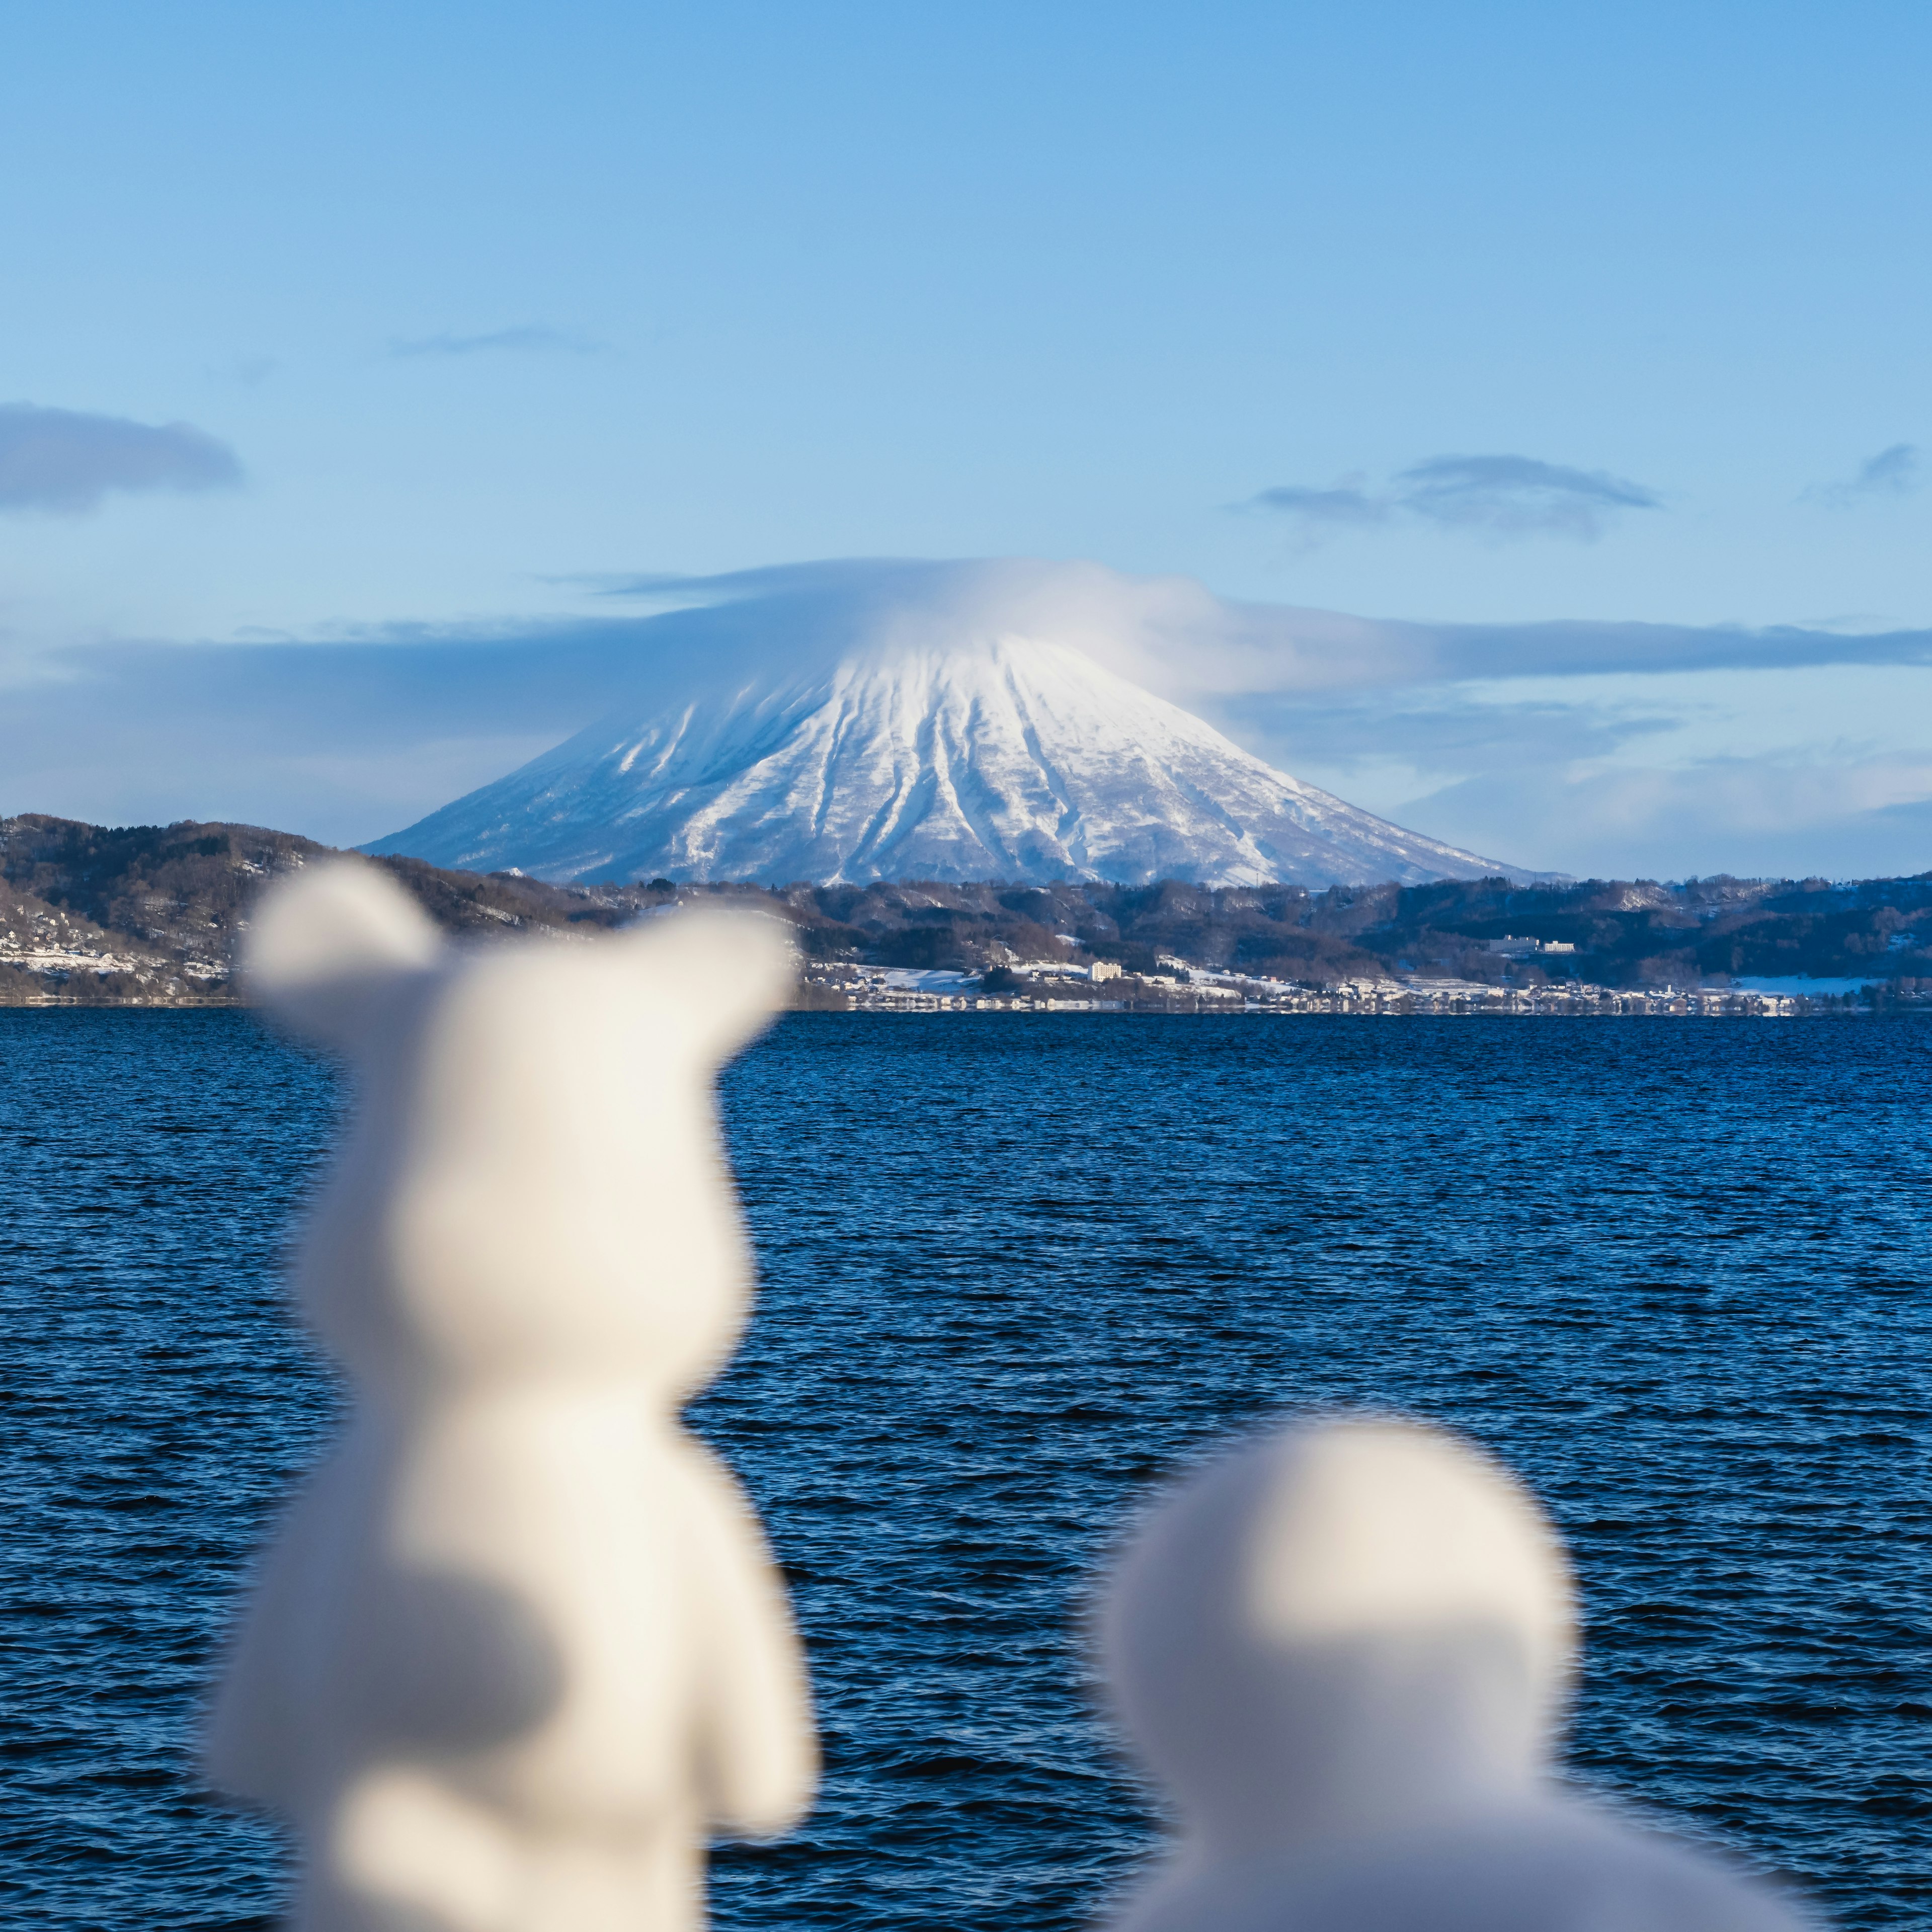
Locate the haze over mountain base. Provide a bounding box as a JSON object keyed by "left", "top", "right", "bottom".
{"left": 367, "top": 633, "right": 1520, "bottom": 888}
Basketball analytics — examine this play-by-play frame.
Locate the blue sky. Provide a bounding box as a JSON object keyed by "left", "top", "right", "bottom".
{"left": 3, "top": 2, "right": 1929, "bottom": 878}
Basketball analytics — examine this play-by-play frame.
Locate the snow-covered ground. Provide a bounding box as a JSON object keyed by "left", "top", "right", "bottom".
{"left": 1, "top": 945, "right": 145, "bottom": 976}
{"left": 368, "top": 634, "right": 1520, "bottom": 890}
{"left": 877, "top": 969, "right": 980, "bottom": 994}
{"left": 0, "top": 941, "right": 229, "bottom": 982}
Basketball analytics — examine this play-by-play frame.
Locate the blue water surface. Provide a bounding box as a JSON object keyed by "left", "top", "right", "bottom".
{"left": 4, "top": 1011, "right": 1928, "bottom": 1929}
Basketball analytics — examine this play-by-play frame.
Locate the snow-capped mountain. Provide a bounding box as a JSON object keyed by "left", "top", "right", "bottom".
{"left": 367, "top": 630, "right": 1517, "bottom": 888}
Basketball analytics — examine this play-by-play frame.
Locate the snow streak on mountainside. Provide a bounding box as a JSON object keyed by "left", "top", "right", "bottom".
{"left": 367, "top": 637, "right": 1519, "bottom": 888}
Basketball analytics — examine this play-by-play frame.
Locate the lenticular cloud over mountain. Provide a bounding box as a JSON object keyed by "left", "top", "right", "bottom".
{"left": 366, "top": 559, "right": 1520, "bottom": 888}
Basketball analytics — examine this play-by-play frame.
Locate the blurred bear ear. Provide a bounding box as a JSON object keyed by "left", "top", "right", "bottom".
{"left": 624, "top": 904, "right": 798, "bottom": 1062}
{"left": 245, "top": 861, "right": 443, "bottom": 1048}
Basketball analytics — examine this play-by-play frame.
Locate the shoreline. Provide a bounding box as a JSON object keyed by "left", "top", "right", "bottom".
{"left": 4, "top": 991, "right": 1916, "bottom": 1018}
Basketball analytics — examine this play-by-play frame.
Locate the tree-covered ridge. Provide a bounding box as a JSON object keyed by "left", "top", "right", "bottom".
{"left": 0, "top": 817, "right": 641, "bottom": 1004}
{"left": 768, "top": 872, "right": 1932, "bottom": 990}
{"left": 2, "top": 813, "right": 1927, "bottom": 1004}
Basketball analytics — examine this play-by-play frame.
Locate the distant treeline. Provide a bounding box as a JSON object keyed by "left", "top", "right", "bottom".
{"left": 2, "top": 812, "right": 1928, "bottom": 1004}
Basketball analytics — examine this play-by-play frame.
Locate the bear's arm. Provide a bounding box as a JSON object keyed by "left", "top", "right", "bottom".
{"left": 200, "top": 1454, "right": 351, "bottom": 1810}
{"left": 673, "top": 1440, "right": 818, "bottom": 1838}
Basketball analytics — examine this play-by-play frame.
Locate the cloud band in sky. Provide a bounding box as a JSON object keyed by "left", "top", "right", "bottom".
{"left": 1251, "top": 452, "right": 1662, "bottom": 543}
{"left": 0, "top": 403, "right": 243, "bottom": 514}
{"left": 1805, "top": 442, "right": 1920, "bottom": 508}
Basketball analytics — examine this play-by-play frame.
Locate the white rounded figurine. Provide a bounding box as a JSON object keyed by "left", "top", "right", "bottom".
{"left": 1099, "top": 1417, "right": 1815, "bottom": 1932}
{"left": 204, "top": 863, "right": 817, "bottom": 1932}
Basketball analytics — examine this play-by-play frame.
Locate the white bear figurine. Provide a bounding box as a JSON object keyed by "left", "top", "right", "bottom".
{"left": 1099, "top": 1416, "right": 1817, "bottom": 1932}
{"left": 204, "top": 862, "right": 817, "bottom": 1932}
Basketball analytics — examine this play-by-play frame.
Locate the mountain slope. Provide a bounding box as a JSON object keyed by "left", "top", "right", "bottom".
{"left": 367, "top": 636, "right": 1519, "bottom": 887}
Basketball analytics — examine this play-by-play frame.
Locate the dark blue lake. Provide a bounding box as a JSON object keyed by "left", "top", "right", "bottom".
{"left": 5, "top": 1010, "right": 1929, "bottom": 1929}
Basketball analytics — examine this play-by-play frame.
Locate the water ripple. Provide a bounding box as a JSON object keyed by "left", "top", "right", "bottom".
{"left": 3, "top": 1011, "right": 1927, "bottom": 1929}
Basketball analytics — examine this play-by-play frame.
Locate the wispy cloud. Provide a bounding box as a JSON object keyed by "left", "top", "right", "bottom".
{"left": 1396, "top": 454, "right": 1661, "bottom": 537}
{"left": 1804, "top": 442, "right": 1920, "bottom": 508}
{"left": 1247, "top": 479, "right": 1390, "bottom": 530}
{"left": 387, "top": 325, "right": 607, "bottom": 359}
{"left": 558, "top": 558, "right": 1932, "bottom": 694}
{"left": 1418, "top": 616, "right": 1932, "bottom": 685}
{"left": 0, "top": 403, "right": 243, "bottom": 515}
{"left": 1405, "top": 751, "right": 1932, "bottom": 885}
{"left": 210, "top": 354, "right": 278, "bottom": 388}
{"left": 1247, "top": 452, "right": 1663, "bottom": 545}
{"left": 1215, "top": 690, "right": 1677, "bottom": 777}
{"left": 0, "top": 622, "right": 648, "bottom": 847}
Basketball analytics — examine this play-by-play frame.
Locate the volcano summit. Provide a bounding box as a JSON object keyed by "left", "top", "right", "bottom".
{"left": 369, "top": 623, "right": 1515, "bottom": 888}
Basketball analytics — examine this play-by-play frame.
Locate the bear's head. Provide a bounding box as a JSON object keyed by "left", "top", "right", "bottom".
{"left": 246, "top": 862, "right": 796, "bottom": 1405}
{"left": 1100, "top": 1416, "right": 1578, "bottom": 1859}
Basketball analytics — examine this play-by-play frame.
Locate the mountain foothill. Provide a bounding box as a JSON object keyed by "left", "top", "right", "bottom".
{"left": 3, "top": 812, "right": 1927, "bottom": 1008}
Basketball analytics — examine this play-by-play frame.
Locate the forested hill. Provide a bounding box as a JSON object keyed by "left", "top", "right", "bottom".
{"left": 0, "top": 815, "right": 664, "bottom": 1005}
{"left": 2, "top": 812, "right": 1928, "bottom": 1004}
